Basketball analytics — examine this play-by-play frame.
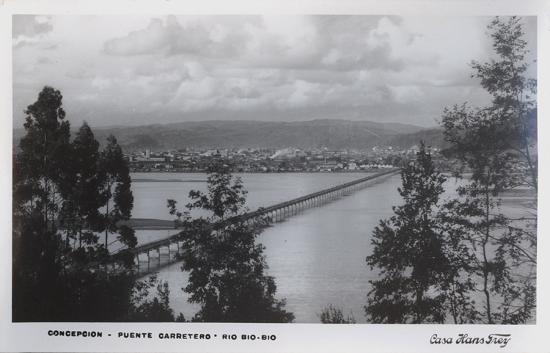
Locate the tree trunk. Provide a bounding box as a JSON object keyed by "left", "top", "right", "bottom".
{"left": 415, "top": 287, "right": 424, "bottom": 323}
{"left": 482, "top": 183, "right": 493, "bottom": 324}
{"left": 105, "top": 198, "right": 109, "bottom": 249}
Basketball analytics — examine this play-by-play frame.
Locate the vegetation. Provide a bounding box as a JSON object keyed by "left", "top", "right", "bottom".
{"left": 100, "top": 134, "right": 135, "bottom": 249}
{"left": 365, "top": 143, "right": 454, "bottom": 323}
{"left": 365, "top": 16, "right": 536, "bottom": 324}
{"left": 12, "top": 15, "right": 536, "bottom": 325}
{"left": 440, "top": 16, "right": 537, "bottom": 324}
{"left": 13, "top": 86, "right": 174, "bottom": 321}
{"left": 167, "top": 161, "right": 294, "bottom": 322}
{"left": 126, "top": 275, "right": 179, "bottom": 322}
{"left": 319, "top": 305, "right": 356, "bottom": 324}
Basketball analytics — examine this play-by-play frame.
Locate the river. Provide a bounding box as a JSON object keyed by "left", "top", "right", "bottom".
{"left": 129, "top": 172, "right": 534, "bottom": 323}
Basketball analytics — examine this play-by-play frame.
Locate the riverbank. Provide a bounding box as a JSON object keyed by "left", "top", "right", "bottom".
{"left": 130, "top": 169, "right": 396, "bottom": 174}
{"left": 121, "top": 218, "right": 175, "bottom": 230}
{"left": 132, "top": 178, "right": 206, "bottom": 183}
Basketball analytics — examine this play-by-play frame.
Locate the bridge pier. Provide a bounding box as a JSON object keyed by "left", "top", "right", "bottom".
{"left": 157, "top": 248, "right": 161, "bottom": 267}
{"left": 169, "top": 243, "right": 176, "bottom": 261}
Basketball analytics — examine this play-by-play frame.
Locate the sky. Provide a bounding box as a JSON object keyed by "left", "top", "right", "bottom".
{"left": 12, "top": 15, "right": 537, "bottom": 128}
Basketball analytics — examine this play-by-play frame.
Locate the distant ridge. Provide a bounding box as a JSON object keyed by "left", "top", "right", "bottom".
{"left": 13, "top": 119, "right": 444, "bottom": 151}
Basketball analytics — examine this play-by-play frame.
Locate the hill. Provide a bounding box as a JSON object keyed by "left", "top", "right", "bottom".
{"left": 384, "top": 127, "right": 446, "bottom": 150}
{"left": 13, "top": 119, "right": 444, "bottom": 151}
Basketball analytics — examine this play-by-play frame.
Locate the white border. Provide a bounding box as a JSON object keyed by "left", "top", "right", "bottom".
{"left": 1, "top": 1, "right": 549, "bottom": 352}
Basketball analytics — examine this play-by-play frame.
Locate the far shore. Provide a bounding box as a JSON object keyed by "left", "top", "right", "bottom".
{"left": 121, "top": 218, "right": 175, "bottom": 230}
{"left": 132, "top": 178, "right": 205, "bottom": 183}
{"left": 130, "top": 167, "right": 396, "bottom": 174}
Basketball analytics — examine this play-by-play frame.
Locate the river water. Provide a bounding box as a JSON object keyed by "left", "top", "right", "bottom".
{"left": 129, "top": 172, "right": 534, "bottom": 323}
{"left": 129, "top": 172, "right": 400, "bottom": 322}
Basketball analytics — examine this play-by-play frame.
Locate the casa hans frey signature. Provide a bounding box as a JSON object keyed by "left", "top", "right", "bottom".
{"left": 430, "top": 333, "right": 512, "bottom": 348}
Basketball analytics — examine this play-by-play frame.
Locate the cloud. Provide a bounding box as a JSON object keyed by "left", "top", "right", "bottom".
{"left": 36, "top": 56, "right": 53, "bottom": 65}
{"left": 12, "top": 15, "right": 537, "bottom": 128}
{"left": 65, "top": 67, "right": 95, "bottom": 80}
{"left": 13, "top": 15, "right": 53, "bottom": 47}
{"left": 104, "top": 16, "right": 252, "bottom": 58}
{"left": 91, "top": 77, "right": 112, "bottom": 90}
{"left": 13, "top": 15, "right": 53, "bottom": 38}
{"left": 389, "top": 85, "right": 424, "bottom": 104}
{"left": 102, "top": 15, "right": 410, "bottom": 72}
{"left": 103, "top": 18, "right": 170, "bottom": 56}
{"left": 314, "top": 15, "right": 406, "bottom": 71}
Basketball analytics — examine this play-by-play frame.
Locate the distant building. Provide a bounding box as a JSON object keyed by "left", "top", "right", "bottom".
{"left": 271, "top": 147, "right": 302, "bottom": 159}
{"left": 133, "top": 157, "right": 165, "bottom": 162}
{"left": 319, "top": 161, "right": 339, "bottom": 171}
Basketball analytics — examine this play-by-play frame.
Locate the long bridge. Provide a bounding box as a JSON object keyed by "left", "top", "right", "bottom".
{"left": 123, "top": 168, "right": 400, "bottom": 276}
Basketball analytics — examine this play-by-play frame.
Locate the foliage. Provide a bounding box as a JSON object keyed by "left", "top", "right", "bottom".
{"left": 319, "top": 305, "right": 356, "bottom": 324}
{"left": 167, "top": 198, "right": 190, "bottom": 228}
{"left": 12, "top": 86, "right": 161, "bottom": 322}
{"left": 365, "top": 143, "right": 456, "bottom": 323}
{"left": 127, "top": 275, "right": 178, "bottom": 322}
{"left": 13, "top": 86, "right": 72, "bottom": 321}
{"left": 100, "top": 135, "right": 136, "bottom": 249}
{"left": 186, "top": 162, "right": 248, "bottom": 219}
{"left": 167, "top": 160, "right": 294, "bottom": 322}
{"left": 59, "top": 122, "right": 106, "bottom": 263}
{"left": 440, "top": 16, "right": 536, "bottom": 324}
{"left": 363, "top": 16, "right": 536, "bottom": 325}
{"left": 472, "top": 17, "right": 537, "bottom": 190}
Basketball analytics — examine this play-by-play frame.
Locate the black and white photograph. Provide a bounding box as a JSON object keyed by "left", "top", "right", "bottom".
{"left": 1, "top": 0, "right": 549, "bottom": 351}
{"left": 10, "top": 12, "right": 539, "bottom": 324}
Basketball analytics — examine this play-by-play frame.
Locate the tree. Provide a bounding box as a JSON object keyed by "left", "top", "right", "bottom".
{"left": 168, "top": 160, "right": 294, "bottom": 322}
{"left": 13, "top": 86, "right": 72, "bottom": 321}
{"left": 99, "top": 135, "right": 135, "bottom": 250}
{"left": 470, "top": 17, "right": 537, "bottom": 282}
{"left": 126, "top": 275, "right": 179, "bottom": 322}
{"left": 441, "top": 107, "right": 520, "bottom": 324}
{"left": 441, "top": 16, "right": 536, "bottom": 324}
{"left": 186, "top": 161, "right": 248, "bottom": 220}
{"left": 365, "top": 143, "right": 453, "bottom": 323}
{"left": 59, "top": 122, "right": 105, "bottom": 257}
{"left": 471, "top": 16, "right": 537, "bottom": 191}
{"left": 13, "top": 86, "right": 162, "bottom": 322}
{"left": 167, "top": 199, "right": 190, "bottom": 228}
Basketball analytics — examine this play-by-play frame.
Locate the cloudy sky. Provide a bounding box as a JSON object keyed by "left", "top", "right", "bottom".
{"left": 12, "top": 15, "right": 536, "bottom": 128}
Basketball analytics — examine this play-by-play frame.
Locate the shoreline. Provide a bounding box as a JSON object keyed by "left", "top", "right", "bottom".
{"left": 130, "top": 169, "right": 394, "bottom": 174}
{"left": 121, "top": 218, "right": 175, "bottom": 230}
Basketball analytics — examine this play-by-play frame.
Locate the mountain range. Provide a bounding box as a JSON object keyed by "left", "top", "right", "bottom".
{"left": 13, "top": 119, "right": 445, "bottom": 151}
